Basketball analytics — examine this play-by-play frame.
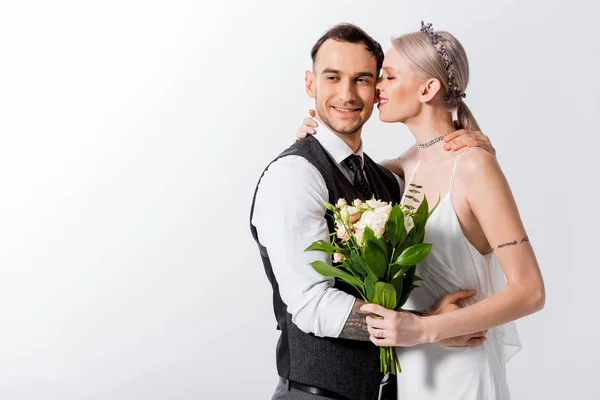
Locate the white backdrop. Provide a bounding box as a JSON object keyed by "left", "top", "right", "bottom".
{"left": 1, "top": 0, "right": 599, "bottom": 399}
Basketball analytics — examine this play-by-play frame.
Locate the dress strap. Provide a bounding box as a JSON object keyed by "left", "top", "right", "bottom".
{"left": 448, "top": 148, "right": 482, "bottom": 193}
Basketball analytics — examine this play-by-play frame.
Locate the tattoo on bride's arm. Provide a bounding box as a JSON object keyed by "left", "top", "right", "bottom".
{"left": 339, "top": 300, "right": 371, "bottom": 341}
{"left": 495, "top": 236, "right": 530, "bottom": 250}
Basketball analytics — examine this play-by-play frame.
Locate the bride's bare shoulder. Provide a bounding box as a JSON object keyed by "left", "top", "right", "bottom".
{"left": 380, "top": 146, "right": 418, "bottom": 180}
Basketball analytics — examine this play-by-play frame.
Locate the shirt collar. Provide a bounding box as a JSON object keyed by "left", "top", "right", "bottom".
{"left": 313, "top": 123, "right": 364, "bottom": 169}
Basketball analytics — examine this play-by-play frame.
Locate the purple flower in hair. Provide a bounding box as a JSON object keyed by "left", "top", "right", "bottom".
{"left": 420, "top": 21, "right": 466, "bottom": 104}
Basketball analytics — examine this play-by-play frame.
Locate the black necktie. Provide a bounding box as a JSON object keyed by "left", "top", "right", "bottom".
{"left": 343, "top": 154, "right": 373, "bottom": 200}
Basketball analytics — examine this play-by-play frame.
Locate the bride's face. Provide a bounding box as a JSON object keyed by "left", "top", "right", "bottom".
{"left": 376, "top": 48, "right": 423, "bottom": 123}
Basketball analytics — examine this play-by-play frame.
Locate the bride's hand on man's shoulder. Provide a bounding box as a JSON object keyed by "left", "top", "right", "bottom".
{"left": 296, "top": 109, "right": 318, "bottom": 141}
{"left": 443, "top": 122, "right": 496, "bottom": 156}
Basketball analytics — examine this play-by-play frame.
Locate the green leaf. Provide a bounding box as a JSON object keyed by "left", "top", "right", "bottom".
{"left": 364, "top": 241, "right": 388, "bottom": 279}
{"left": 397, "top": 230, "right": 417, "bottom": 254}
{"left": 305, "top": 240, "right": 338, "bottom": 254}
{"left": 403, "top": 263, "right": 416, "bottom": 285}
{"left": 365, "top": 271, "right": 378, "bottom": 301}
{"left": 391, "top": 269, "right": 404, "bottom": 306}
{"left": 363, "top": 226, "right": 388, "bottom": 259}
{"left": 372, "top": 282, "right": 397, "bottom": 309}
{"left": 390, "top": 263, "right": 418, "bottom": 307}
{"left": 342, "top": 250, "right": 368, "bottom": 278}
{"left": 348, "top": 250, "right": 367, "bottom": 277}
{"left": 397, "top": 284, "right": 420, "bottom": 308}
{"left": 310, "top": 261, "right": 365, "bottom": 292}
{"left": 341, "top": 258, "right": 359, "bottom": 278}
{"left": 414, "top": 225, "right": 426, "bottom": 244}
{"left": 407, "top": 195, "right": 429, "bottom": 245}
{"left": 389, "top": 262, "right": 402, "bottom": 280}
{"left": 391, "top": 263, "right": 413, "bottom": 281}
{"left": 414, "top": 195, "right": 429, "bottom": 224}
{"left": 396, "top": 264, "right": 418, "bottom": 308}
{"left": 386, "top": 205, "right": 406, "bottom": 247}
{"left": 394, "top": 243, "right": 432, "bottom": 266}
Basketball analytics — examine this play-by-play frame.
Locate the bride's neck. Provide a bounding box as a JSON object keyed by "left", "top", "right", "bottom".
{"left": 405, "top": 111, "right": 455, "bottom": 162}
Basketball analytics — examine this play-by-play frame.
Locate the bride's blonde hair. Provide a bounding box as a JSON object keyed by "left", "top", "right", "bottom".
{"left": 392, "top": 28, "right": 481, "bottom": 131}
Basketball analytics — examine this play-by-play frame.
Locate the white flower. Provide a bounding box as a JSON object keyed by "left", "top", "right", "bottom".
{"left": 340, "top": 207, "right": 350, "bottom": 223}
{"left": 347, "top": 206, "right": 360, "bottom": 223}
{"left": 404, "top": 215, "right": 415, "bottom": 234}
{"left": 353, "top": 224, "right": 366, "bottom": 245}
{"left": 333, "top": 252, "right": 344, "bottom": 263}
{"left": 366, "top": 199, "right": 388, "bottom": 210}
{"left": 373, "top": 223, "right": 387, "bottom": 237}
{"left": 336, "top": 198, "right": 347, "bottom": 207}
{"left": 374, "top": 204, "right": 392, "bottom": 215}
{"left": 336, "top": 224, "right": 350, "bottom": 241}
{"left": 353, "top": 199, "right": 363, "bottom": 207}
{"left": 358, "top": 210, "right": 388, "bottom": 237}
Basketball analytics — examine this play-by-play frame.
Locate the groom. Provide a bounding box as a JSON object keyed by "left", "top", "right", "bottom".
{"left": 251, "top": 24, "right": 495, "bottom": 400}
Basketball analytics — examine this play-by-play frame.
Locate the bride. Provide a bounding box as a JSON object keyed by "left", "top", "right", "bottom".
{"left": 298, "top": 22, "right": 545, "bottom": 400}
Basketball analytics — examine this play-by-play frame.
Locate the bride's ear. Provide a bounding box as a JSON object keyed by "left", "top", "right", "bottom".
{"left": 418, "top": 79, "right": 442, "bottom": 103}
{"left": 305, "top": 71, "right": 316, "bottom": 99}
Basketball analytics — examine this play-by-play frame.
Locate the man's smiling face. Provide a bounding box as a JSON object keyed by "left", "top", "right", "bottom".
{"left": 305, "top": 39, "right": 378, "bottom": 136}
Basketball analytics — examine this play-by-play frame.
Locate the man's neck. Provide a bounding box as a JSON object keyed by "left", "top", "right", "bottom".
{"left": 314, "top": 115, "right": 362, "bottom": 153}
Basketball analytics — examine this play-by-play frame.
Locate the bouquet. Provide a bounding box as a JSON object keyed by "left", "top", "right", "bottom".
{"left": 305, "top": 195, "right": 436, "bottom": 374}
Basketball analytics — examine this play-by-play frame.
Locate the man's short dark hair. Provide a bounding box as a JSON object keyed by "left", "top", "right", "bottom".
{"left": 310, "top": 23, "right": 384, "bottom": 75}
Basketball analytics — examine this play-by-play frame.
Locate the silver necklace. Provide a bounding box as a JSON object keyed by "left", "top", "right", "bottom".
{"left": 416, "top": 134, "right": 447, "bottom": 149}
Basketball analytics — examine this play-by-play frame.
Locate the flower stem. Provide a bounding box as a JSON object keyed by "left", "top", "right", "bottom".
{"left": 388, "top": 248, "right": 396, "bottom": 280}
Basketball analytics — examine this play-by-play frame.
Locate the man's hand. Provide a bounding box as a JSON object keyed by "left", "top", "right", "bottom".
{"left": 360, "top": 304, "right": 429, "bottom": 347}
{"left": 360, "top": 289, "right": 487, "bottom": 348}
{"left": 428, "top": 289, "right": 487, "bottom": 347}
{"left": 443, "top": 125, "right": 496, "bottom": 157}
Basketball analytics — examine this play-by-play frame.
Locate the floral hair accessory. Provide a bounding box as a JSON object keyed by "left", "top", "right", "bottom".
{"left": 420, "top": 21, "right": 466, "bottom": 104}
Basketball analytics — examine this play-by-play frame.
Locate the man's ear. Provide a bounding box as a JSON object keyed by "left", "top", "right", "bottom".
{"left": 305, "top": 70, "right": 316, "bottom": 99}
{"left": 418, "top": 78, "right": 442, "bottom": 103}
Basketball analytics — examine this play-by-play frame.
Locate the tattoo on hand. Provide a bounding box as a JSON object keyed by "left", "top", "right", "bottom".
{"left": 339, "top": 300, "right": 371, "bottom": 341}
{"left": 495, "top": 236, "right": 530, "bottom": 250}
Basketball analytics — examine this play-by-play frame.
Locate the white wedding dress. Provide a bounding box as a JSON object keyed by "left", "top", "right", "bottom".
{"left": 396, "top": 149, "right": 522, "bottom": 400}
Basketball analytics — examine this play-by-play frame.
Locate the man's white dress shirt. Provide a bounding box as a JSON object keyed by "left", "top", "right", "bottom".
{"left": 252, "top": 125, "right": 403, "bottom": 338}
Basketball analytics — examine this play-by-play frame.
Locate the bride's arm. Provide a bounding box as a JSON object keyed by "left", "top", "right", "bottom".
{"left": 380, "top": 146, "right": 418, "bottom": 182}
{"left": 361, "top": 150, "right": 545, "bottom": 346}
{"left": 424, "top": 150, "right": 545, "bottom": 342}
{"left": 380, "top": 159, "right": 401, "bottom": 175}
{"left": 380, "top": 158, "right": 404, "bottom": 181}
